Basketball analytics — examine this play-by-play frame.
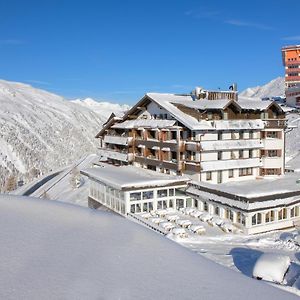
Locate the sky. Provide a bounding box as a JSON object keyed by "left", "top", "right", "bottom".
{"left": 0, "top": 0, "right": 299, "bottom": 104}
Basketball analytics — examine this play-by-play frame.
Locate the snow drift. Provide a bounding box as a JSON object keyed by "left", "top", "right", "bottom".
{"left": 0, "top": 195, "right": 296, "bottom": 300}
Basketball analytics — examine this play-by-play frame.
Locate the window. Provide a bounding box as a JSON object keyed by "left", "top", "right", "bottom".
{"left": 206, "top": 171, "right": 212, "bottom": 181}
{"left": 218, "top": 132, "right": 222, "bottom": 140}
{"left": 207, "top": 112, "right": 213, "bottom": 120}
{"left": 266, "top": 131, "right": 277, "bottom": 138}
{"left": 239, "top": 150, "right": 243, "bottom": 159}
{"left": 229, "top": 169, "right": 234, "bottom": 178}
{"left": 249, "top": 131, "right": 254, "bottom": 139}
{"left": 239, "top": 131, "right": 244, "bottom": 139}
{"left": 239, "top": 168, "right": 252, "bottom": 176}
{"left": 278, "top": 208, "right": 287, "bottom": 220}
{"left": 215, "top": 206, "right": 219, "bottom": 216}
{"left": 217, "top": 151, "right": 222, "bottom": 160}
{"left": 223, "top": 112, "right": 228, "bottom": 120}
{"left": 157, "top": 189, "right": 168, "bottom": 198}
{"left": 130, "top": 192, "right": 141, "bottom": 201}
{"left": 143, "top": 191, "right": 153, "bottom": 200}
{"left": 249, "top": 149, "right": 253, "bottom": 158}
{"left": 265, "top": 210, "right": 275, "bottom": 223}
{"left": 252, "top": 213, "right": 262, "bottom": 225}
{"left": 169, "top": 189, "right": 174, "bottom": 196}
{"left": 204, "top": 202, "right": 208, "bottom": 211}
{"left": 268, "top": 150, "right": 278, "bottom": 157}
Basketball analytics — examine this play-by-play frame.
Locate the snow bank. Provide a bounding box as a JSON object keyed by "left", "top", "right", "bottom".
{"left": 0, "top": 195, "right": 296, "bottom": 299}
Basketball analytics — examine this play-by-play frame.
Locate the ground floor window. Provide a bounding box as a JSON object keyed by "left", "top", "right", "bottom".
{"left": 215, "top": 206, "right": 219, "bottom": 216}
{"left": 157, "top": 200, "right": 168, "bottom": 209}
{"left": 204, "top": 202, "right": 208, "bottom": 212}
{"left": 265, "top": 210, "right": 275, "bottom": 223}
{"left": 252, "top": 213, "right": 262, "bottom": 226}
{"left": 186, "top": 198, "right": 193, "bottom": 207}
{"left": 278, "top": 208, "right": 287, "bottom": 220}
{"left": 194, "top": 199, "right": 198, "bottom": 209}
{"left": 291, "top": 206, "right": 299, "bottom": 218}
{"left": 176, "top": 199, "right": 184, "bottom": 209}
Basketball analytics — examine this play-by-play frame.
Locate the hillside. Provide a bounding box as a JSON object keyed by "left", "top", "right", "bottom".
{"left": 239, "top": 77, "right": 285, "bottom": 98}
{"left": 0, "top": 80, "right": 126, "bottom": 192}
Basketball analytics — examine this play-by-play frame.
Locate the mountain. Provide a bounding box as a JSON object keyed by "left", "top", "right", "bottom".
{"left": 0, "top": 79, "right": 127, "bottom": 191}
{"left": 239, "top": 77, "right": 285, "bottom": 99}
{"left": 71, "top": 97, "right": 130, "bottom": 115}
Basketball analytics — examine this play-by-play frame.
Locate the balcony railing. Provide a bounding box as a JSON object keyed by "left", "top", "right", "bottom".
{"left": 104, "top": 135, "right": 133, "bottom": 146}
{"left": 98, "top": 148, "right": 134, "bottom": 162}
{"left": 264, "top": 120, "right": 286, "bottom": 128}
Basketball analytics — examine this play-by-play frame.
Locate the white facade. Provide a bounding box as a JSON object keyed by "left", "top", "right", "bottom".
{"left": 89, "top": 177, "right": 190, "bottom": 215}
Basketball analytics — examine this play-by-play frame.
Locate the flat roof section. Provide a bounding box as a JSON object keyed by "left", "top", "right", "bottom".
{"left": 82, "top": 163, "right": 189, "bottom": 190}
{"left": 191, "top": 173, "right": 300, "bottom": 202}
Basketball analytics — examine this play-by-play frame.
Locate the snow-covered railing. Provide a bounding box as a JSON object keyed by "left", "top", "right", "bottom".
{"left": 201, "top": 158, "right": 261, "bottom": 172}
{"left": 200, "top": 139, "right": 263, "bottom": 151}
{"left": 213, "top": 120, "right": 264, "bottom": 130}
{"left": 98, "top": 148, "right": 134, "bottom": 162}
{"left": 104, "top": 135, "right": 133, "bottom": 146}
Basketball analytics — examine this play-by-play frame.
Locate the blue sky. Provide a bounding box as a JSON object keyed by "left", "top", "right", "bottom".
{"left": 0, "top": 0, "right": 299, "bottom": 104}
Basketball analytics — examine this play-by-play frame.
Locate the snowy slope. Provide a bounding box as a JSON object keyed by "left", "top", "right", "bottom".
{"left": 71, "top": 97, "right": 129, "bottom": 116}
{"left": 239, "top": 77, "right": 285, "bottom": 99}
{"left": 0, "top": 80, "right": 126, "bottom": 191}
{"left": 0, "top": 195, "right": 296, "bottom": 300}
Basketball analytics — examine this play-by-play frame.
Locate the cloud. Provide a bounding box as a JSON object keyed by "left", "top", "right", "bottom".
{"left": 225, "top": 19, "right": 273, "bottom": 30}
{"left": 0, "top": 39, "right": 24, "bottom": 46}
{"left": 282, "top": 35, "right": 300, "bottom": 41}
{"left": 25, "top": 80, "right": 51, "bottom": 85}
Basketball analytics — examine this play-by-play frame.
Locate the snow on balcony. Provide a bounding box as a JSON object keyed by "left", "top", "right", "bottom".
{"left": 104, "top": 135, "right": 132, "bottom": 146}
{"left": 201, "top": 158, "right": 262, "bottom": 172}
{"left": 201, "top": 139, "right": 263, "bottom": 151}
{"left": 112, "top": 119, "right": 176, "bottom": 129}
{"left": 213, "top": 120, "right": 264, "bottom": 130}
{"left": 98, "top": 148, "right": 133, "bottom": 162}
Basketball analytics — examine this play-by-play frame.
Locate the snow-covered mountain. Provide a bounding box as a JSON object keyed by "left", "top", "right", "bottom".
{"left": 0, "top": 79, "right": 127, "bottom": 191}
{"left": 71, "top": 97, "right": 130, "bottom": 115}
{"left": 239, "top": 77, "right": 285, "bottom": 99}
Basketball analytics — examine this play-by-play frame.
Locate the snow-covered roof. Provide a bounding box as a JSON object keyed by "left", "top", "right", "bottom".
{"left": 82, "top": 164, "right": 189, "bottom": 190}
{"left": 2, "top": 196, "right": 294, "bottom": 299}
{"left": 112, "top": 119, "right": 176, "bottom": 129}
{"left": 187, "top": 173, "right": 300, "bottom": 210}
{"left": 119, "top": 93, "right": 284, "bottom": 132}
{"left": 146, "top": 93, "right": 213, "bottom": 130}
{"left": 174, "top": 99, "right": 235, "bottom": 110}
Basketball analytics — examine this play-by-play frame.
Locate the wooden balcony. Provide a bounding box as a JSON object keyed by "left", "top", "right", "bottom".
{"left": 134, "top": 156, "right": 179, "bottom": 170}
{"left": 135, "top": 139, "right": 182, "bottom": 152}
{"left": 184, "top": 162, "right": 201, "bottom": 172}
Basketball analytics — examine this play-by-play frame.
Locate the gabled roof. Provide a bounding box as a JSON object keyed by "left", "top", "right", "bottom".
{"left": 109, "top": 93, "right": 285, "bottom": 133}
{"left": 95, "top": 114, "right": 123, "bottom": 138}
{"left": 145, "top": 93, "right": 212, "bottom": 130}
{"left": 177, "top": 99, "right": 240, "bottom": 110}
{"left": 238, "top": 97, "right": 284, "bottom": 112}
